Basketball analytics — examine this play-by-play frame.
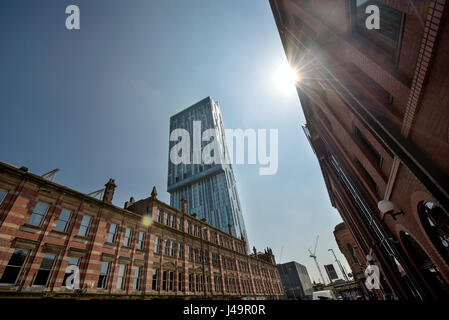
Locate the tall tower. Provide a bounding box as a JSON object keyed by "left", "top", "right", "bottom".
{"left": 167, "top": 97, "right": 249, "bottom": 249}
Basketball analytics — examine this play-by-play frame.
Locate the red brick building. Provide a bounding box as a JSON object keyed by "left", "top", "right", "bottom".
{"left": 0, "top": 161, "right": 284, "bottom": 299}
{"left": 334, "top": 223, "right": 366, "bottom": 282}
{"left": 270, "top": 0, "right": 449, "bottom": 299}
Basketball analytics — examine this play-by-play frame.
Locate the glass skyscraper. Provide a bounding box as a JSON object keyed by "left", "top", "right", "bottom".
{"left": 167, "top": 97, "right": 249, "bottom": 248}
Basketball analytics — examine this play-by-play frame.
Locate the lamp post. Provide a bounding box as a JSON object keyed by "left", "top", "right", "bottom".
{"left": 328, "top": 249, "right": 349, "bottom": 281}
{"left": 378, "top": 200, "right": 404, "bottom": 220}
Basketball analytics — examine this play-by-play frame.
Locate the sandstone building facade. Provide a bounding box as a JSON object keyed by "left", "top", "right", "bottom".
{"left": 0, "top": 162, "right": 283, "bottom": 299}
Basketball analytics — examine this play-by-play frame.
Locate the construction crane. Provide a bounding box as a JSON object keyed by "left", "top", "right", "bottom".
{"left": 308, "top": 235, "right": 326, "bottom": 284}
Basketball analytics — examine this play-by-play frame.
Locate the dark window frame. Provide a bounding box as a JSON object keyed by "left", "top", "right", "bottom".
{"left": 350, "top": 0, "right": 405, "bottom": 65}
{"left": 0, "top": 249, "right": 29, "bottom": 285}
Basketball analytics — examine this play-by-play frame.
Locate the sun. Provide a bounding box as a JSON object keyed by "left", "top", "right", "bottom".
{"left": 274, "top": 63, "right": 300, "bottom": 94}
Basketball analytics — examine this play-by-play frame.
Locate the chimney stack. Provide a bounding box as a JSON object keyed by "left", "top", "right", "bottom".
{"left": 181, "top": 197, "right": 187, "bottom": 214}
{"left": 253, "top": 246, "right": 257, "bottom": 256}
{"left": 103, "top": 178, "right": 116, "bottom": 203}
{"left": 227, "top": 222, "right": 233, "bottom": 236}
{"left": 124, "top": 196, "right": 135, "bottom": 209}
{"left": 151, "top": 186, "right": 158, "bottom": 199}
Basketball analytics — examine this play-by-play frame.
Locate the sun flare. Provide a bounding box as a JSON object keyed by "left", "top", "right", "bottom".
{"left": 274, "top": 63, "right": 300, "bottom": 94}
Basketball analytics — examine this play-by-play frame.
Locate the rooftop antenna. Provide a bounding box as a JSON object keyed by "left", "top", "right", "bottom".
{"left": 308, "top": 235, "right": 326, "bottom": 284}
{"left": 41, "top": 168, "right": 59, "bottom": 182}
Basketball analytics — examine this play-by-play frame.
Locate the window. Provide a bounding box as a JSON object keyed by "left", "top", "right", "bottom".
{"left": 97, "top": 261, "right": 110, "bottom": 289}
{"left": 352, "top": 0, "right": 404, "bottom": 62}
{"left": 154, "top": 236, "right": 160, "bottom": 253}
{"left": 55, "top": 209, "right": 72, "bottom": 232}
{"left": 194, "top": 248, "right": 200, "bottom": 263}
{"left": 169, "top": 271, "right": 174, "bottom": 291}
{"left": 170, "top": 216, "right": 175, "bottom": 228}
{"left": 193, "top": 225, "right": 198, "bottom": 237}
{"left": 212, "top": 253, "right": 220, "bottom": 268}
{"left": 78, "top": 215, "right": 91, "bottom": 237}
{"left": 28, "top": 201, "right": 49, "bottom": 227}
{"left": 156, "top": 210, "right": 162, "bottom": 223}
{"left": 178, "top": 272, "right": 183, "bottom": 291}
{"left": 123, "top": 228, "right": 132, "bottom": 247}
{"left": 133, "top": 266, "right": 141, "bottom": 290}
{"left": 189, "top": 274, "right": 194, "bottom": 292}
{"left": 137, "top": 232, "right": 145, "bottom": 250}
{"left": 116, "top": 264, "right": 126, "bottom": 290}
{"left": 164, "top": 240, "right": 170, "bottom": 255}
{"left": 162, "top": 270, "right": 168, "bottom": 291}
{"left": 62, "top": 257, "right": 80, "bottom": 288}
{"left": 0, "top": 189, "right": 7, "bottom": 206}
{"left": 164, "top": 213, "right": 169, "bottom": 225}
{"left": 107, "top": 223, "right": 117, "bottom": 243}
{"left": 178, "top": 243, "right": 183, "bottom": 259}
{"left": 215, "top": 275, "right": 222, "bottom": 292}
{"left": 188, "top": 246, "right": 193, "bottom": 261}
{"left": 355, "top": 158, "right": 378, "bottom": 192}
{"left": 152, "top": 269, "right": 159, "bottom": 291}
{"left": 170, "top": 241, "right": 175, "bottom": 256}
{"left": 0, "top": 249, "right": 28, "bottom": 284}
{"left": 187, "top": 221, "right": 191, "bottom": 234}
{"left": 419, "top": 201, "right": 449, "bottom": 264}
{"left": 354, "top": 126, "right": 382, "bottom": 168}
{"left": 34, "top": 254, "right": 56, "bottom": 286}
{"left": 177, "top": 218, "right": 182, "bottom": 231}
{"left": 195, "top": 274, "right": 200, "bottom": 292}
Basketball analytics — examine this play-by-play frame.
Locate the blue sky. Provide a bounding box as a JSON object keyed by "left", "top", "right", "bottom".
{"left": 0, "top": 0, "right": 347, "bottom": 283}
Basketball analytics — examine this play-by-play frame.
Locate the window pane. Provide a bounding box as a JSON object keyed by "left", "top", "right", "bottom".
{"left": 8, "top": 249, "right": 29, "bottom": 267}
{"left": 0, "top": 249, "right": 29, "bottom": 284}
{"left": 34, "top": 254, "right": 56, "bottom": 286}
{"left": 81, "top": 215, "right": 91, "bottom": 227}
{"left": 98, "top": 262, "right": 109, "bottom": 288}
{"left": 124, "top": 228, "right": 131, "bottom": 246}
{"left": 78, "top": 215, "right": 91, "bottom": 236}
{"left": 100, "top": 262, "right": 109, "bottom": 275}
{"left": 40, "top": 254, "right": 56, "bottom": 270}
{"left": 28, "top": 214, "right": 43, "bottom": 227}
{"left": 116, "top": 264, "right": 126, "bottom": 289}
{"left": 107, "top": 223, "right": 117, "bottom": 243}
{"left": 0, "top": 189, "right": 7, "bottom": 205}
{"left": 78, "top": 226, "right": 87, "bottom": 237}
{"left": 154, "top": 236, "right": 159, "bottom": 253}
{"left": 34, "top": 202, "right": 50, "bottom": 215}
{"left": 152, "top": 269, "right": 158, "bottom": 290}
{"left": 55, "top": 209, "right": 72, "bottom": 232}
{"left": 133, "top": 266, "right": 140, "bottom": 290}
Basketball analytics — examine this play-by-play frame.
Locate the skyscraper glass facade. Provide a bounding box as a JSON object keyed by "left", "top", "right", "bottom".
{"left": 167, "top": 97, "right": 249, "bottom": 248}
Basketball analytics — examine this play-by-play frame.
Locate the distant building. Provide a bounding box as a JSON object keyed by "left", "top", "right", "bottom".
{"left": 333, "top": 222, "right": 372, "bottom": 300}
{"left": 167, "top": 97, "right": 249, "bottom": 248}
{"left": 0, "top": 161, "right": 284, "bottom": 299}
{"left": 333, "top": 222, "right": 366, "bottom": 282}
{"left": 277, "top": 261, "right": 313, "bottom": 299}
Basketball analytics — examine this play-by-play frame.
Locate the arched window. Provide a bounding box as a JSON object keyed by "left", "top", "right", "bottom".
{"left": 401, "top": 231, "right": 449, "bottom": 299}
{"left": 418, "top": 201, "right": 449, "bottom": 264}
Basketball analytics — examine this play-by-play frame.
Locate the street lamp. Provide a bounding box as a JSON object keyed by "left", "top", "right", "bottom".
{"left": 328, "top": 249, "right": 349, "bottom": 281}
{"left": 378, "top": 200, "right": 404, "bottom": 221}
